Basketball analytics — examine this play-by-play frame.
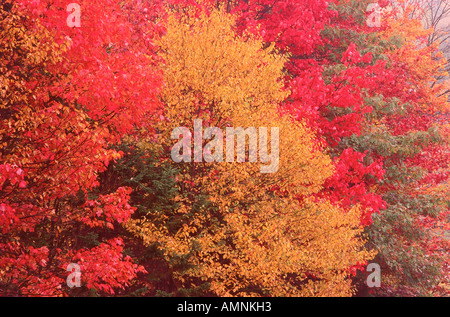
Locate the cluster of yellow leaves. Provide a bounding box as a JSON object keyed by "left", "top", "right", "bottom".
{"left": 0, "top": 8, "right": 67, "bottom": 110}
{"left": 126, "top": 7, "right": 375, "bottom": 296}
{"left": 381, "top": 2, "right": 450, "bottom": 114}
{"left": 156, "top": 6, "right": 335, "bottom": 194}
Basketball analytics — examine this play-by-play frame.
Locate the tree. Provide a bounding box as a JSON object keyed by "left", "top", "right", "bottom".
{"left": 0, "top": 0, "right": 159, "bottom": 296}
{"left": 121, "top": 7, "right": 374, "bottom": 296}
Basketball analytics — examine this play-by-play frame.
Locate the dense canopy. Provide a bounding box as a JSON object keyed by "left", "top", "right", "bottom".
{"left": 0, "top": 0, "right": 448, "bottom": 296}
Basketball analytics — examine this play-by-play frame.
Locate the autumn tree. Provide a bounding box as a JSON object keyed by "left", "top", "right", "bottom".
{"left": 117, "top": 6, "right": 374, "bottom": 297}
{"left": 0, "top": 0, "right": 160, "bottom": 296}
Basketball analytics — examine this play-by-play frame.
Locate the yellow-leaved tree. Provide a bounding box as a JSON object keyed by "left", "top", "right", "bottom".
{"left": 124, "top": 6, "right": 374, "bottom": 296}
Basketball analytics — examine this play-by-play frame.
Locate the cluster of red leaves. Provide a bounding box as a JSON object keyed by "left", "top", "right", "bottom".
{"left": 81, "top": 187, "right": 136, "bottom": 229}
{"left": 0, "top": 0, "right": 157, "bottom": 296}
{"left": 66, "top": 238, "right": 147, "bottom": 295}
{"left": 319, "top": 149, "right": 386, "bottom": 226}
{"left": 0, "top": 164, "right": 26, "bottom": 233}
{"left": 0, "top": 242, "right": 64, "bottom": 296}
